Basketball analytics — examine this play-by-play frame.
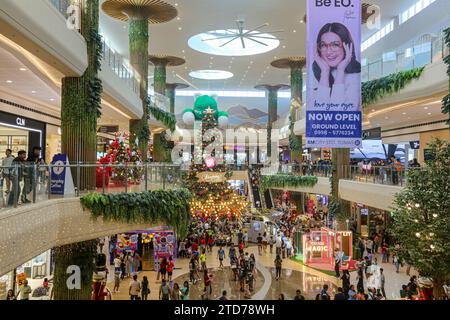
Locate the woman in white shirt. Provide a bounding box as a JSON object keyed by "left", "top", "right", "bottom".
{"left": 311, "top": 22, "right": 361, "bottom": 109}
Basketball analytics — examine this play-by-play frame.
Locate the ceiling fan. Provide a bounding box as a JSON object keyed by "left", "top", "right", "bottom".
{"left": 201, "top": 19, "right": 284, "bottom": 49}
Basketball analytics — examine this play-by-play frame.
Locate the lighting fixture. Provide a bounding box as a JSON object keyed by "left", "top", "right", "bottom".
{"left": 189, "top": 70, "right": 233, "bottom": 80}
{"left": 188, "top": 21, "right": 281, "bottom": 56}
{"left": 6, "top": 80, "right": 13, "bottom": 83}
{"left": 19, "top": 68, "right": 27, "bottom": 71}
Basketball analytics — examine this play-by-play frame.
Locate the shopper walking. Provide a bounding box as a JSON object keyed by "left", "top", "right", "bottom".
{"left": 167, "top": 256, "right": 175, "bottom": 282}
{"left": 5, "top": 289, "right": 16, "bottom": 300}
{"left": 180, "top": 281, "right": 190, "bottom": 300}
{"left": 341, "top": 269, "right": 350, "bottom": 297}
{"left": 200, "top": 249, "right": 207, "bottom": 271}
{"left": 159, "top": 279, "right": 171, "bottom": 300}
{"left": 113, "top": 270, "right": 120, "bottom": 293}
{"left": 217, "top": 246, "right": 225, "bottom": 269}
{"left": 170, "top": 283, "right": 181, "bottom": 300}
{"left": 294, "top": 290, "right": 305, "bottom": 300}
{"left": 8, "top": 150, "right": 26, "bottom": 207}
{"left": 257, "top": 233, "right": 263, "bottom": 255}
{"left": 380, "top": 268, "right": 386, "bottom": 298}
{"left": 140, "top": 276, "right": 149, "bottom": 300}
{"left": 160, "top": 257, "right": 167, "bottom": 281}
{"left": 274, "top": 254, "right": 282, "bottom": 280}
{"left": 129, "top": 275, "right": 141, "bottom": 300}
{"left": 1, "top": 149, "right": 14, "bottom": 194}
{"left": 18, "top": 280, "right": 32, "bottom": 300}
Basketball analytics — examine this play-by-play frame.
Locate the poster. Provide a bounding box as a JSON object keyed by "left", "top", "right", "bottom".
{"left": 306, "top": 0, "right": 362, "bottom": 148}
{"left": 50, "top": 154, "right": 67, "bottom": 195}
{"left": 116, "top": 234, "right": 138, "bottom": 253}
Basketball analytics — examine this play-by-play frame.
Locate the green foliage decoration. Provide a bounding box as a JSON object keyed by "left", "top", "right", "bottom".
{"left": 261, "top": 174, "right": 318, "bottom": 192}
{"left": 362, "top": 67, "right": 425, "bottom": 108}
{"left": 80, "top": 188, "right": 192, "bottom": 239}
{"left": 441, "top": 27, "right": 450, "bottom": 126}
{"left": 148, "top": 103, "right": 177, "bottom": 132}
{"left": 388, "top": 139, "right": 450, "bottom": 298}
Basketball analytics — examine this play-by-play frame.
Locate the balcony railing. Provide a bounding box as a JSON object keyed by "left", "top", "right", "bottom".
{"left": 361, "top": 27, "right": 448, "bottom": 82}
{"left": 0, "top": 163, "right": 182, "bottom": 212}
{"left": 48, "top": 0, "right": 140, "bottom": 95}
{"left": 276, "top": 164, "right": 411, "bottom": 187}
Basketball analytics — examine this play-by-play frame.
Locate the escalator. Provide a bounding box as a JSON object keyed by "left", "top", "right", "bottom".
{"left": 248, "top": 164, "right": 273, "bottom": 209}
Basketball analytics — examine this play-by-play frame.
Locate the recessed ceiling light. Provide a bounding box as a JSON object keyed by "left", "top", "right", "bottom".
{"left": 19, "top": 68, "right": 27, "bottom": 71}
{"left": 424, "top": 106, "right": 428, "bottom": 110}
{"left": 178, "top": 27, "right": 182, "bottom": 31}
{"left": 371, "top": 109, "right": 375, "bottom": 112}
{"left": 50, "top": 98, "right": 55, "bottom": 101}
{"left": 31, "top": 91, "right": 36, "bottom": 94}
{"left": 189, "top": 69, "right": 233, "bottom": 80}
{"left": 402, "top": 112, "right": 407, "bottom": 115}
{"left": 176, "top": 17, "right": 180, "bottom": 20}
{"left": 174, "top": 3, "right": 178, "bottom": 6}
{"left": 384, "top": 117, "right": 389, "bottom": 120}
{"left": 427, "top": 112, "right": 432, "bottom": 115}
{"left": 182, "top": 49, "right": 185, "bottom": 53}
{"left": 293, "top": 30, "right": 297, "bottom": 33}
{"left": 282, "top": 45, "right": 286, "bottom": 49}
{"left": 188, "top": 30, "right": 279, "bottom": 56}
{"left": 6, "top": 80, "right": 13, "bottom": 83}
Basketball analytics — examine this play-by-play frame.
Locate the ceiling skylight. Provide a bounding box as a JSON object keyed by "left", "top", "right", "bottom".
{"left": 189, "top": 70, "right": 234, "bottom": 80}
{"left": 188, "top": 29, "right": 280, "bottom": 56}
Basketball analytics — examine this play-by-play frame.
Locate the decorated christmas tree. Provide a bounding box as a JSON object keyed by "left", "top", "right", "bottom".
{"left": 98, "top": 131, "right": 143, "bottom": 186}
{"left": 184, "top": 102, "right": 248, "bottom": 221}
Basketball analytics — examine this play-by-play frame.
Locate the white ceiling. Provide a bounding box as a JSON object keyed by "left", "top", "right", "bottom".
{"left": 99, "top": 0, "right": 424, "bottom": 91}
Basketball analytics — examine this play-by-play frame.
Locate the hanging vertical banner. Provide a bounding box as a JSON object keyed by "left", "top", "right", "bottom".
{"left": 306, "top": 0, "right": 362, "bottom": 148}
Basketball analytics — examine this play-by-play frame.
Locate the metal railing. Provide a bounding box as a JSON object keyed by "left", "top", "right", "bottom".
{"left": 276, "top": 164, "right": 410, "bottom": 186}
{"left": 361, "top": 27, "right": 448, "bottom": 82}
{"left": 48, "top": 0, "right": 140, "bottom": 95}
{"left": 0, "top": 163, "right": 182, "bottom": 211}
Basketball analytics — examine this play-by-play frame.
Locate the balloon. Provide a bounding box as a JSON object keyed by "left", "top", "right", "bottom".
{"left": 183, "top": 111, "right": 195, "bottom": 125}
{"left": 218, "top": 115, "right": 229, "bottom": 128}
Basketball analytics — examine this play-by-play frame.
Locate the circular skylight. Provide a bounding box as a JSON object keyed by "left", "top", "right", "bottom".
{"left": 188, "top": 29, "right": 280, "bottom": 56}
{"left": 189, "top": 70, "right": 234, "bottom": 80}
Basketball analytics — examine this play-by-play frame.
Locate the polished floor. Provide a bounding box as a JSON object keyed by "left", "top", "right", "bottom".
{"left": 106, "top": 245, "right": 417, "bottom": 300}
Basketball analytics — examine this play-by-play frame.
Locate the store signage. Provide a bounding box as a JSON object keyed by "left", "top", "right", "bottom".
{"left": 16, "top": 117, "right": 26, "bottom": 126}
{"left": 409, "top": 140, "right": 420, "bottom": 149}
{"left": 306, "top": 241, "right": 328, "bottom": 252}
{"left": 50, "top": 154, "right": 75, "bottom": 196}
{"left": 197, "top": 171, "right": 227, "bottom": 183}
{"left": 97, "top": 125, "right": 119, "bottom": 134}
{"left": 305, "top": 0, "right": 362, "bottom": 148}
{"left": 363, "top": 127, "right": 381, "bottom": 140}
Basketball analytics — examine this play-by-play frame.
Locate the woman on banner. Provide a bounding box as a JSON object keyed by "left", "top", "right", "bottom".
{"left": 312, "top": 22, "right": 361, "bottom": 108}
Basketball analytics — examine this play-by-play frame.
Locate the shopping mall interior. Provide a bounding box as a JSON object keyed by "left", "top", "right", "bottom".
{"left": 0, "top": 0, "right": 449, "bottom": 302}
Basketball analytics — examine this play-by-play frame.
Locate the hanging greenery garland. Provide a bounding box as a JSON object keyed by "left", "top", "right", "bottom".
{"left": 261, "top": 174, "right": 318, "bottom": 191}
{"left": 441, "top": 27, "right": 450, "bottom": 126}
{"left": 80, "top": 188, "right": 192, "bottom": 238}
{"left": 148, "top": 103, "right": 177, "bottom": 132}
{"left": 362, "top": 67, "right": 425, "bottom": 108}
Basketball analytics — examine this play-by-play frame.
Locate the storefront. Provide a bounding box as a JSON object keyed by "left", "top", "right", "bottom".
{"left": 0, "top": 110, "right": 47, "bottom": 160}
{"left": 351, "top": 202, "right": 391, "bottom": 238}
{"left": 0, "top": 249, "right": 52, "bottom": 299}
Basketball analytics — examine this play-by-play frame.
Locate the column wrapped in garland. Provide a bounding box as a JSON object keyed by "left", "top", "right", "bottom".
{"left": 271, "top": 57, "right": 306, "bottom": 164}
{"left": 442, "top": 27, "right": 450, "bottom": 126}
{"left": 61, "top": 0, "right": 102, "bottom": 191}
{"left": 102, "top": 0, "right": 178, "bottom": 160}
{"left": 166, "top": 83, "right": 189, "bottom": 114}
{"left": 255, "top": 84, "right": 289, "bottom": 159}
{"left": 329, "top": 148, "right": 351, "bottom": 227}
{"left": 55, "top": 0, "right": 102, "bottom": 300}
{"left": 149, "top": 55, "right": 185, "bottom": 162}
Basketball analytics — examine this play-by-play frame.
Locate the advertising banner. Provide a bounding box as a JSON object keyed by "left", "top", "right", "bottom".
{"left": 306, "top": 0, "right": 362, "bottom": 148}
{"left": 50, "top": 154, "right": 67, "bottom": 195}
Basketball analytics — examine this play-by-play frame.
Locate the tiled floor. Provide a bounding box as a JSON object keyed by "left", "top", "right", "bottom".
{"left": 105, "top": 244, "right": 416, "bottom": 300}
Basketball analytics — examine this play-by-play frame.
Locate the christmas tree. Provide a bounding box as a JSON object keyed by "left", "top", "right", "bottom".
{"left": 99, "top": 131, "right": 143, "bottom": 185}
{"left": 389, "top": 138, "right": 450, "bottom": 299}
{"left": 185, "top": 104, "right": 248, "bottom": 221}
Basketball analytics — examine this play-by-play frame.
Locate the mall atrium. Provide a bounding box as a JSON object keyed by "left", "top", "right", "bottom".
{"left": 0, "top": 0, "right": 449, "bottom": 302}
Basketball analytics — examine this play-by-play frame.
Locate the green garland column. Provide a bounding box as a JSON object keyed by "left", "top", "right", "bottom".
{"left": 61, "top": 0, "right": 102, "bottom": 191}
{"left": 152, "top": 61, "right": 168, "bottom": 162}
{"left": 330, "top": 148, "right": 351, "bottom": 227}
{"left": 56, "top": 0, "right": 102, "bottom": 300}
{"left": 289, "top": 66, "right": 303, "bottom": 163}
{"left": 128, "top": 18, "right": 150, "bottom": 160}
{"left": 52, "top": 240, "right": 97, "bottom": 300}
{"left": 167, "top": 86, "right": 176, "bottom": 114}
{"left": 256, "top": 84, "right": 288, "bottom": 160}
{"left": 153, "top": 61, "right": 167, "bottom": 96}
{"left": 267, "top": 88, "right": 278, "bottom": 159}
